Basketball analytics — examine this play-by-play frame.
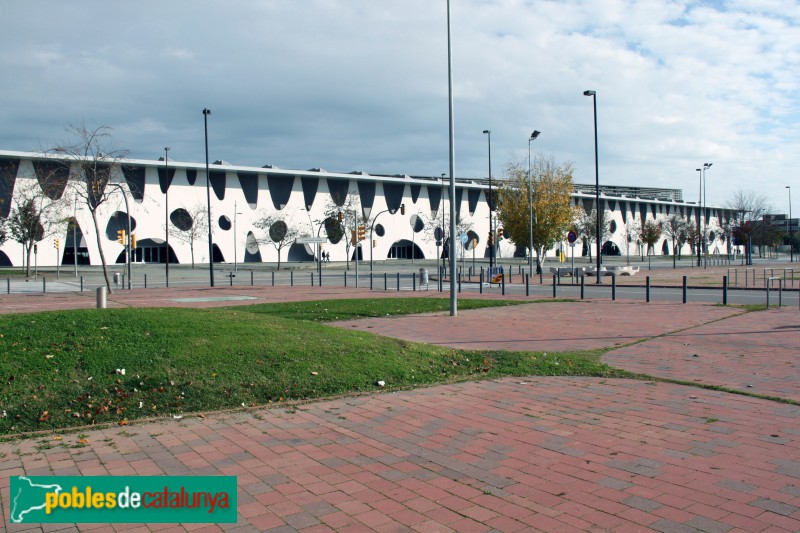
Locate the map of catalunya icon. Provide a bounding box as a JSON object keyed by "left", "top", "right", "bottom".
{"left": 10, "top": 476, "right": 63, "bottom": 523}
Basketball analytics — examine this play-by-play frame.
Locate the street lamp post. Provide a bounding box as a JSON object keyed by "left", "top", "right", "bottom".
{"left": 696, "top": 168, "right": 702, "bottom": 267}
{"left": 583, "top": 90, "right": 601, "bottom": 283}
{"left": 203, "top": 108, "right": 214, "bottom": 287}
{"left": 234, "top": 202, "right": 243, "bottom": 271}
{"left": 483, "top": 130, "right": 493, "bottom": 268}
{"left": 787, "top": 186, "right": 794, "bottom": 263}
{"left": 702, "top": 162, "right": 712, "bottom": 268}
{"left": 108, "top": 183, "right": 132, "bottom": 290}
{"left": 164, "top": 147, "right": 170, "bottom": 287}
{"left": 528, "top": 130, "right": 540, "bottom": 275}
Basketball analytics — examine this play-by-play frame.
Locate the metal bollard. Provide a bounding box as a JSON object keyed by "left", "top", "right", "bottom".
{"left": 458, "top": 272, "right": 462, "bottom": 293}
{"left": 646, "top": 276, "right": 651, "bottom": 303}
{"left": 723, "top": 275, "right": 728, "bottom": 306}
{"left": 291, "top": 271, "right": 294, "bottom": 286}
{"left": 396, "top": 272, "right": 400, "bottom": 291}
{"left": 96, "top": 286, "right": 107, "bottom": 309}
{"left": 6, "top": 278, "right": 9, "bottom": 294}
{"left": 525, "top": 273, "right": 529, "bottom": 297}
{"left": 370, "top": 272, "right": 373, "bottom": 290}
{"left": 319, "top": 272, "right": 323, "bottom": 287}
{"left": 479, "top": 270, "right": 483, "bottom": 294}
{"left": 682, "top": 276, "right": 687, "bottom": 304}
{"left": 552, "top": 274, "right": 557, "bottom": 298}
{"left": 251, "top": 271, "right": 254, "bottom": 286}
{"left": 344, "top": 271, "right": 347, "bottom": 287}
{"left": 43, "top": 277, "right": 46, "bottom": 293}
{"left": 580, "top": 274, "right": 585, "bottom": 299}
{"left": 271, "top": 271, "right": 274, "bottom": 286}
{"left": 80, "top": 276, "right": 84, "bottom": 292}
{"left": 612, "top": 274, "right": 616, "bottom": 301}
{"left": 144, "top": 274, "right": 147, "bottom": 289}
{"left": 413, "top": 272, "right": 416, "bottom": 291}
{"left": 384, "top": 272, "right": 388, "bottom": 291}
{"left": 311, "top": 272, "right": 314, "bottom": 287}
{"left": 501, "top": 272, "right": 504, "bottom": 295}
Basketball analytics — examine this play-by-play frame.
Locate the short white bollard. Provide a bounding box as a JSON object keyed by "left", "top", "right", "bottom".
{"left": 96, "top": 286, "right": 107, "bottom": 309}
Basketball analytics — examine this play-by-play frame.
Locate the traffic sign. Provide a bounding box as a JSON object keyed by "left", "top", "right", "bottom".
{"left": 567, "top": 230, "right": 578, "bottom": 244}
{"left": 295, "top": 237, "right": 327, "bottom": 244}
{"left": 459, "top": 233, "right": 468, "bottom": 244}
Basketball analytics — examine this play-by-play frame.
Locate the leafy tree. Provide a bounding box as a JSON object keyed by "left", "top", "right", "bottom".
{"left": 254, "top": 212, "right": 303, "bottom": 270}
{"left": 497, "top": 157, "right": 577, "bottom": 273}
{"left": 52, "top": 124, "right": 129, "bottom": 292}
{"left": 640, "top": 220, "right": 662, "bottom": 256}
{"left": 321, "top": 191, "right": 372, "bottom": 269}
{"left": 662, "top": 215, "right": 687, "bottom": 268}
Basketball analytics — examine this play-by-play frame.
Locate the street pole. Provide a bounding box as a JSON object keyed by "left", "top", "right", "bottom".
{"left": 73, "top": 198, "right": 78, "bottom": 277}
{"left": 702, "top": 162, "right": 712, "bottom": 268}
{"left": 528, "top": 130, "right": 540, "bottom": 275}
{"left": 164, "top": 147, "right": 170, "bottom": 287}
{"left": 696, "top": 168, "right": 702, "bottom": 266}
{"left": 203, "top": 108, "right": 214, "bottom": 287}
{"left": 483, "top": 129, "right": 493, "bottom": 268}
{"left": 787, "top": 186, "right": 793, "bottom": 263}
{"left": 447, "top": 0, "right": 457, "bottom": 316}
{"left": 584, "top": 90, "right": 601, "bottom": 283}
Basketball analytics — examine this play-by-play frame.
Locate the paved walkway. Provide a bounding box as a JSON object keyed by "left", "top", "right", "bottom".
{"left": 1, "top": 286, "right": 799, "bottom": 532}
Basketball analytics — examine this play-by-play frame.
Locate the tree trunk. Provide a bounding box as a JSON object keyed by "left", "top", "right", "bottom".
{"left": 90, "top": 209, "right": 113, "bottom": 293}
{"left": 25, "top": 243, "right": 33, "bottom": 277}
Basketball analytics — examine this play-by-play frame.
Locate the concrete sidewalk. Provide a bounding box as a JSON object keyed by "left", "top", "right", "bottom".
{"left": 1, "top": 287, "right": 799, "bottom": 532}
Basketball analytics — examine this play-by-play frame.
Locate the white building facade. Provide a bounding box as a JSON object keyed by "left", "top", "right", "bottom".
{"left": 0, "top": 150, "right": 732, "bottom": 268}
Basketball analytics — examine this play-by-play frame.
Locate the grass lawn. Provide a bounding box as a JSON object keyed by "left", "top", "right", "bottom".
{"left": 0, "top": 298, "right": 626, "bottom": 435}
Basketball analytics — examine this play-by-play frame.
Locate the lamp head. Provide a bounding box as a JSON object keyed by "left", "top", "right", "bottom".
{"left": 696, "top": 168, "right": 702, "bottom": 172}
{"left": 483, "top": 129, "right": 490, "bottom": 134}
{"left": 164, "top": 146, "right": 170, "bottom": 152}
{"left": 531, "top": 130, "right": 540, "bottom": 140}
{"left": 583, "top": 90, "right": 596, "bottom": 96}
{"left": 704, "top": 162, "right": 712, "bottom": 168}
{"left": 202, "top": 108, "right": 211, "bottom": 116}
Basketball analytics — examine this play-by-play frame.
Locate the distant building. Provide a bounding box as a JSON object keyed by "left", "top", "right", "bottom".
{"left": 0, "top": 150, "right": 734, "bottom": 268}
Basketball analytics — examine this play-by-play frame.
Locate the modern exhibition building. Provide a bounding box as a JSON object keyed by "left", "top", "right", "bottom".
{"left": 0, "top": 150, "right": 733, "bottom": 268}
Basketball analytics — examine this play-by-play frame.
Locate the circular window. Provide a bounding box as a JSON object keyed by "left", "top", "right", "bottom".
{"left": 269, "top": 220, "right": 287, "bottom": 242}
{"left": 170, "top": 208, "right": 193, "bottom": 231}
{"left": 375, "top": 224, "right": 385, "bottom": 237}
{"left": 708, "top": 231, "right": 716, "bottom": 242}
{"left": 219, "top": 215, "right": 232, "bottom": 231}
{"left": 609, "top": 220, "right": 617, "bottom": 234}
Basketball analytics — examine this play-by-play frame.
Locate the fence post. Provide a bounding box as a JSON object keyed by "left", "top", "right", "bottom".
{"left": 682, "top": 276, "right": 687, "bottom": 304}
{"left": 723, "top": 275, "right": 728, "bottom": 306}
{"left": 646, "top": 276, "right": 651, "bottom": 303}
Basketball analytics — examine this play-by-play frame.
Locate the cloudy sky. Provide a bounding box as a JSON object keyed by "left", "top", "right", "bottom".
{"left": 2, "top": 0, "right": 798, "bottom": 212}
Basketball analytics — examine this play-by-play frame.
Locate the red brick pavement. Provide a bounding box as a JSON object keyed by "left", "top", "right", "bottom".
{"left": 2, "top": 286, "right": 800, "bottom": 531}
{"left": 2, "top": 378, "right": 799, "bottom": 532}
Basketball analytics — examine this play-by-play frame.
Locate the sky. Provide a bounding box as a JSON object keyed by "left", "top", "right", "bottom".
{"left": 1, "top": 0, "right": 798, "bottom": 213}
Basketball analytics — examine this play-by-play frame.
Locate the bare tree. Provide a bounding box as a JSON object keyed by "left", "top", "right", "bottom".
{"left": 254, "top": 212, "right": 303, "bottom": 270}
{"left": 321, "top": 191, "right": 372, "bottom": 269}
{"left": 169, "top": 204, "right": 210, "bottom": 268}
{"left": 6, "top": 181, "right": 65, "bottom": 275}
{"left": 662, "top": 215, "right": 687, "bottom": 268}
{"left": 726, "top": 188, "right": 771, "bottom": 265}
{"left": 623, "top": 218, "right": 641, "bottom": 264}
{"left": 52, "top": 124, "right": 129, "bottom": 292}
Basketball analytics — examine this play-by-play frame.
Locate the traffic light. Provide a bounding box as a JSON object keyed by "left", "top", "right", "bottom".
{"left": 350, "top": 230, "right": 357, "bottom": 246}
{"left": 400, "top": 203, "right": 405, "bottom": 215}
{"left": 497, "top": 227, "right": 504, "bottom": 240}
{"left": 117, "top": 229, "right": 126, "bottom": 245}
{"left": 488, "top": 232, "right": 494, "bottom": 247}
{"left": 357, "top": 225, "right": 366, "bottom": 241}
{"left": 372, "top": 239, "right": 377, "bottom": 248}
{"left": 53, "top": 238, "right": 60, "bottom": 249}
{"left": 337, "top": 211, "right": 343, "bottom": 223}
{"left": 131, "top": 233, "right": 137, "bottom": 249}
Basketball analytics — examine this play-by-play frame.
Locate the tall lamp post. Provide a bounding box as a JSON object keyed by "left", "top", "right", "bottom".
{"left": 583, "top": 90, "right": 601, "bottom": 283}
{"left": 702, "top": 162, "right": 712, "bottom": 268}
{"left": 447, "top": 0, "right": 457, "bottom": 316}
{"left": 203, "top": 108, "right": 214, "bottom": 287}
{"left": 164, "top": 147, "right": 170, "bottom": 287}
{"left": 696, "top": 167, "right": 702, "bottom": 266}
{"left": 787, "top": 186, "right": 794, "bottom": 263}
{"left": 483, "top": 129, "right": 493, "bottom": 268}
{"left": 527, "top": 130, "right": 540, "bottom": 274}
